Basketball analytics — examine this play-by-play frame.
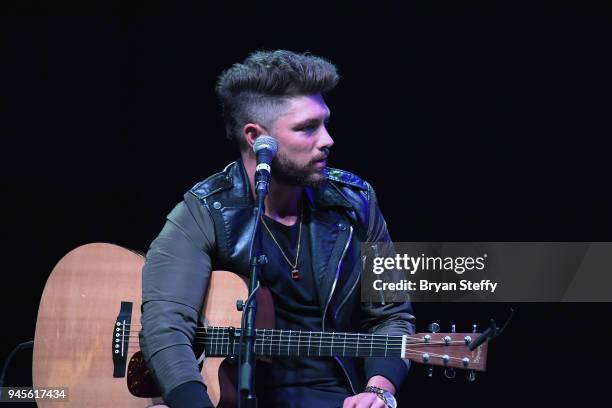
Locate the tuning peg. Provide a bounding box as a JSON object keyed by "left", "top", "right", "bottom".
{"left": 451, "top": 324, "right": 456, "bottom": 333}
{"left": 427, "top": 365, "right": 434, "bottom": 378}
{"left": 467, "top": 370, "right": 477, "bottom": 382}
{"left": 472, "top": 324, "right": 477, "bottom": 333}
{"left": 428, "top": 322, "right": 440, "bottom": 333}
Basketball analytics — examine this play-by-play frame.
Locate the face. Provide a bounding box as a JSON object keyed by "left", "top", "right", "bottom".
{"left": 267, "top": 93, "right": 334, "bottom": 187}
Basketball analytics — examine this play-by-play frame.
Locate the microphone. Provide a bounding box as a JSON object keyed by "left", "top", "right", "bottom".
{"left": 253, "top": 135, "right": 278, "bottom": 200}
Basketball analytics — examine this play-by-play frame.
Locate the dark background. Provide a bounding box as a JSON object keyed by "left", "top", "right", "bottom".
{"left": 2, "top": 1, "right": 611, "bottom": 407}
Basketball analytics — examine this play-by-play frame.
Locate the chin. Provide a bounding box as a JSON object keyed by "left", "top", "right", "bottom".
{"left": 304, "top": 171, "right": 328, "bottom": 187}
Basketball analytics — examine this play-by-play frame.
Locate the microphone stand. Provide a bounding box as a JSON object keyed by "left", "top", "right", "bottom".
{"left": 237, "top": 176, "right": 270, "bottom": 408}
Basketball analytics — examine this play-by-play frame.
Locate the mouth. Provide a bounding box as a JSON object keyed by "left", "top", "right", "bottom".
{"left": 313, "top": 158, "right": 327, "bottom": 168}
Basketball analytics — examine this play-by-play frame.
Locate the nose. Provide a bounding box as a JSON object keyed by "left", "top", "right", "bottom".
{"left": 318, "top": 125, "right": 334, "bottom": 151}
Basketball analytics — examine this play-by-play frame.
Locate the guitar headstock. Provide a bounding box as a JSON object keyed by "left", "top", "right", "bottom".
{"left": 404, "top": 323, "right": 488, "bottom": 377}
{"left": 405, "top": 332, "right": 487, "bottom": 372}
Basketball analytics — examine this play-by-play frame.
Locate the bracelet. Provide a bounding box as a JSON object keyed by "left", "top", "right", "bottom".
{"left": 364, "top": 386, "right": 391, "bottom": 407}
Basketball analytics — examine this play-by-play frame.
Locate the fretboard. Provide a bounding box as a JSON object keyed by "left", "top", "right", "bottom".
{"left": 200, "top": 327, "right": 404, "bottom": 358}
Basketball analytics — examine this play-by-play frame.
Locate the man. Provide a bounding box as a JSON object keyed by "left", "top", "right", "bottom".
{"left": 140, "top": 50, "right": 415, "bottom": 408}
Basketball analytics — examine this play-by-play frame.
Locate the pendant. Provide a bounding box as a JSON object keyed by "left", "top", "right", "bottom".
{"left": 291, "top": 269, "right": 300, "bottom": 280}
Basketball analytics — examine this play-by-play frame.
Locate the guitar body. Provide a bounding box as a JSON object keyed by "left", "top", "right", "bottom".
{"left": 33, "top": 243, "right": 274, "bottom": 408}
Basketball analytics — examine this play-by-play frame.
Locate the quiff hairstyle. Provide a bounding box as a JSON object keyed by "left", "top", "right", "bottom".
{"left": 215, "top": 50, "right": 339, "bottom": 151}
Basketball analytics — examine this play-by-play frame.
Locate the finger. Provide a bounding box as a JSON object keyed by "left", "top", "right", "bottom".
{"left": 342, "top": 395, "right": 357, "bottom": 408}
{"left": 355, "top": 393, "right": 380, "bottom": 408}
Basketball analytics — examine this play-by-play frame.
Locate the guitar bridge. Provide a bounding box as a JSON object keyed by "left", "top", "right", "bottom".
{"left": 112, "top": 301, "right": 133, "bottom": 377}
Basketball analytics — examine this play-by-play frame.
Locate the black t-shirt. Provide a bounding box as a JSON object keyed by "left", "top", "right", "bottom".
{"left": 255, "top": 209, "right": 351, "bottom": 405}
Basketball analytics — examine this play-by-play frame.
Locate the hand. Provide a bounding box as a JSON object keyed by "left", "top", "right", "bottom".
{"left": 342, "top": 392, "right": 389, "bottom": 408}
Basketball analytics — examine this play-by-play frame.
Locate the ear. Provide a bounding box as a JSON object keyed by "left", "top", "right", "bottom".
{"left": 243, "top": 123, "right": 269, "bottom": 152}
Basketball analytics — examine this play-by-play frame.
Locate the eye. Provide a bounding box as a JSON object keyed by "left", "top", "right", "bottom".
{"left": 296, "top": 123, "right": 318, "bottom": 133}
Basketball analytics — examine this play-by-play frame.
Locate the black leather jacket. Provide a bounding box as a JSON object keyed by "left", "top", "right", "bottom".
{"left": 140, "top": 160, "right": 416, "bottom": 399}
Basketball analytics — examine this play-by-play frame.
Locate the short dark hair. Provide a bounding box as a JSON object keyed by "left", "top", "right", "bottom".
{"left": 215, "top": 50, "right": 339, "bottom": 150}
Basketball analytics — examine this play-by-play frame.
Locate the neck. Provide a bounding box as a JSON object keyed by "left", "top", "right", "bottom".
{"left": 243, "top": 156, "right": 303, "bottom": 225}
{"left": 265, "top": 182, "right": 303, "bottom": 222}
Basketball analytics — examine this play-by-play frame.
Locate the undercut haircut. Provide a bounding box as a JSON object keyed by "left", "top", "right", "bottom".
{"left": 215, "top": 50, "right": 339, "bottom": 151}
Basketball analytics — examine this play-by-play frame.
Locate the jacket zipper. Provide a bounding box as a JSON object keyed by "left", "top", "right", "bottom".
{"left": 322, "top": 226, "right": 357, "bottom": 394}
{"left": 333, "top": 254, "right": 363, "bottom": 320}
{"left": 322, "top": 225, "right": 353, "bottom": 327}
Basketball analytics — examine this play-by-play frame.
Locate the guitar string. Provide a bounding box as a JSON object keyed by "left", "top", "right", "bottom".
{"left": 120, "top": 331, "right": 414, "bottom": 339}
{"left": 122, "top": 341, "right": 415, "bottom": 350}
{"left": 403, "top": 349, "right": 470, "bottom": 362}
{"left": 122, "top": 342, "right": 473, "bottom": 362}
{"left": 117, "top": 334, "right": 416, "bottom": 347}
{"left": 119, "top": 333, "right": 466, "bottom": 347}
{"left": 121, "top": 324, "right": 439, "bottom": 336}
{"left": 119, "top": 325, "right": 462, "bottom": 343}
{"left": 120, "top": 334, "right": 464, "bottom": 348}
{"left": 122, "top": 338, "right": 471, "bottom": 351}
{"left": 124, "top": 345, "right": 470, "bottom": 357}
{"left": 119, "top": 333, "right": 417, "bottom": 342}
{"left": 192, "top": 340, "right": 468, "bottom": 348}
{"left": 120, "top": 324, "right": 481, "bottom": 336}
{"left": 121, "top": 340, "right": 430, "bottom": 350}
{"left": 121, "top": 338, "right": 468, "bottom": 349}
{"left": 119, "top": 331, "right": 466, "bottom": 345}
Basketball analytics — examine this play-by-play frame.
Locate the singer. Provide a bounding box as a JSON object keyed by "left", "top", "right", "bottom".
{"left": 139, "top": 50, "right": 415, "bottom": 408}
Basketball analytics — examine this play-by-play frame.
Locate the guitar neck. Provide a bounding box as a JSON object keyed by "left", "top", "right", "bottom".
{"left": 203, "top": 327, "right": 404, "bottom": 358}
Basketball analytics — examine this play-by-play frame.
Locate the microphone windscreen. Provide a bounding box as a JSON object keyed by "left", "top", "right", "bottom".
{"left": 253, "top": 135, "right": 278, "bottom": 156}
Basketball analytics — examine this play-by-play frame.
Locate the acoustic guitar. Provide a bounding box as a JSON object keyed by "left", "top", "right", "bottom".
{"left": 33, "top": 243, "right": 488, "bottom": 407}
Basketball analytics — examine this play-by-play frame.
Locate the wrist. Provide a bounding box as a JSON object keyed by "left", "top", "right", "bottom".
{"left": 366, "top": 375, "right": 395, "bottom": 394}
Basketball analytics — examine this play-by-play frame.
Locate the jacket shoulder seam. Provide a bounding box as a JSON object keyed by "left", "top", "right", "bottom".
{"left": 189, "top": 171, "right": 233, "bottom": 200}
{"left": 325, "top": 167, "right": 368, "bottom": 191}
